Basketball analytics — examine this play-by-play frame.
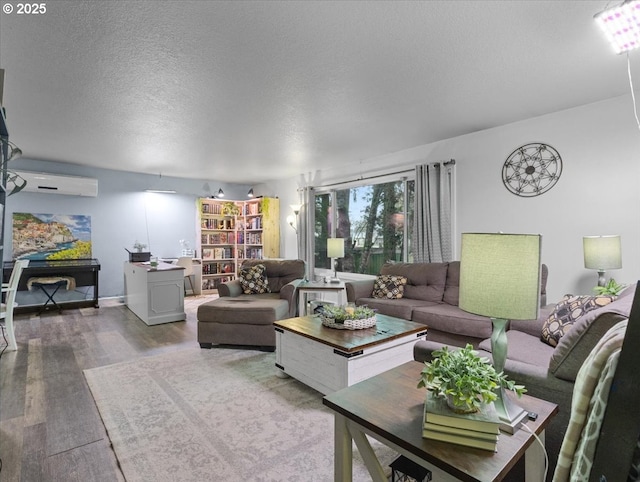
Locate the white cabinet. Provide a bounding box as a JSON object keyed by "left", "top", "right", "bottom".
{"left": 123, "top": 262, "right": 186, "bottom": 325}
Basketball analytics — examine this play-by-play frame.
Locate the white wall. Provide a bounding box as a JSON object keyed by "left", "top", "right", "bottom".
{"left": 3, "top": 160, "right": 252, "bottom": 298}
{"left": 260, "top": 95, "right": 640, "bottom": 303}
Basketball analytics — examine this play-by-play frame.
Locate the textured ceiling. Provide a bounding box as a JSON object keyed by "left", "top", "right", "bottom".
{"left": 0, "top": 0, "right": 631, "bottom": 183}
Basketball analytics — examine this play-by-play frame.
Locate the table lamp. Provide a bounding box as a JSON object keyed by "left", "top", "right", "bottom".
{"left": 327, "top": 238, "right": 345, "bottom": 281}
{"left": 583, "top": 235, "right": 622, "bottom": 287}
{"left": 459, "top": 232, "right": 541, "bottom": 434}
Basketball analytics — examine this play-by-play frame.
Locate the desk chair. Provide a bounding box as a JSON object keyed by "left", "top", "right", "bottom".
{"left": 1, "top": 259, "right": 29, "bottom": 352}
{"left": 176, "top": 256, "right": 195, "bottom": 296}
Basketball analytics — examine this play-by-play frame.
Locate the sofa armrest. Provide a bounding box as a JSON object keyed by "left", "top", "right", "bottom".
{"left": 345, "top": 279, "right": 375, "bottom": 302}
{"left": 218, "top": 279, "right": 242, "bottom": 297}
{"left": 280, "top": 279, "right": 304, "bottom": 317}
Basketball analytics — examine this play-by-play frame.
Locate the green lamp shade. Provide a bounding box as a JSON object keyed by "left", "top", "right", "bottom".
{"left": 459, "top": 233, "right": 541, "bottom": 320}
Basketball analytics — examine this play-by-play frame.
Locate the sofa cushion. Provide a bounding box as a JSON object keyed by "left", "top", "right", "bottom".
{"left": 479, "top": 330, "right": 555, "bottom": 367}
{"left": 443, "top": 261, "right": 460, "bottom": 305}
{"left": 412, "top": 304, "right": 494, "bottom": 339}
{"left": 372, "top": 274, "right": 407, "bottom": 299}
{"left": 549, "top": 286, "right": 634, "bottom": 382}
{"left": 541, "top": 294, "right": 616, "bottom": 347}
{"left": 197, "top": 294, "right": 288, "bottom": 325}
{"left": 355, "top": 297, "right": 437, "bottom": 321}
{"left": 239, "top": 263, "right": 271, "bottom": 294}
{"left": 379, "top": 262, "right": 448, "bottom": 302}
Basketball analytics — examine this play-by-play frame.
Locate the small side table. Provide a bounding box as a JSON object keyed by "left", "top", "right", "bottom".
{"left": 297, "top": 280, "right": 346, "bottom": 316}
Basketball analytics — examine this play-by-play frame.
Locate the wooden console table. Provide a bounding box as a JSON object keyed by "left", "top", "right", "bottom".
{"left": 3, "top": 259, "right": 100, "bottom": 313}
{"left": 323, "top": 361, "right": 558, "bottom": 481}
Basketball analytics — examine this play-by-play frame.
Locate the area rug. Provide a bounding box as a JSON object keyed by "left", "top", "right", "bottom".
{"left": 84, "top": 348, "right": 397, "bottom": 481}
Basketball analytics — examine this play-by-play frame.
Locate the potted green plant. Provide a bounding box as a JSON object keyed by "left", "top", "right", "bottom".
{"left": 417, "top": 344, "right": 526, "bottom": 414}
{"left": 593, "top": 278, "right": 626, "bottom": 296}
{"left": 221, "top": 202, "right": 241, "bottom": 216}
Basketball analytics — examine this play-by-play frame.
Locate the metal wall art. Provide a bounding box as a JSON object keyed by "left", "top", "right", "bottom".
{"left": 502, "top": 143, "right": 562, "bottom": 197}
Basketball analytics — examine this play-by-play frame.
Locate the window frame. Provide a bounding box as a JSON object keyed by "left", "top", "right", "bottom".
{"left": 311, "top": 172, "right": 415, "bottom": 280}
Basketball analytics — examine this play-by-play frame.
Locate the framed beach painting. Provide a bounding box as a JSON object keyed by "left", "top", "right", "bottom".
{"left": 12, "top": 213, "right": 92, "bottom": 260}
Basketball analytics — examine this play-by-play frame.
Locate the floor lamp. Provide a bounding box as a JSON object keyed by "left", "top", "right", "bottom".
{"left": 459, "top": 232, "right": 542, "bottom": 434}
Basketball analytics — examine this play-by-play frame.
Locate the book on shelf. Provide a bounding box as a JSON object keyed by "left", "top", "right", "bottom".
{"left": 424, "top": 392, "right": 501, "bottom": 435}
{"left": 422, "top": 428, "right": 497, "bottom": 452}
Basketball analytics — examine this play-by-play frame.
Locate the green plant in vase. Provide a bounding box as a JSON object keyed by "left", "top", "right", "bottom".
{"left": 593, "top": 278, "right": 626, "bottom": 296}
{"left": 417, "top": 344, "right": 526, "bottom": 414}
{"left": 221, "top": 202, "right": 240, "bottom": 216}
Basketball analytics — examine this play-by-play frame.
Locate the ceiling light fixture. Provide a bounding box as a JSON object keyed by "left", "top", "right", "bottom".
{"left": 595, "top": 0, "right": 640, "bottom": 54}
{"left": 217, "top": 188, "right": 224, "bottom": 198}
{"left": 247, "top": 188, "right": 254, "bottom": 198}
{"left": 144, "top": 173, "right": 176, "bottom": 194}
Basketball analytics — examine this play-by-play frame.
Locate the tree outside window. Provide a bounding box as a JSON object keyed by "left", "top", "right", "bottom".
{"left": 315, "top": 179, "right": 414, "bottom": 275}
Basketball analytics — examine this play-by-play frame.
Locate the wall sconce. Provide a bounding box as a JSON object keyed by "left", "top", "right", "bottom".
{"left": 287, "top": 215, "right": 297, "bottom": 232}
{"left": 583, "top": 235, "right": 622, "bottom": 287}
{"left": 247, "top": 188, "right": 254, "bottom": 198}
{"left": 216, "top": 188, "right": 224, "bottom": 198}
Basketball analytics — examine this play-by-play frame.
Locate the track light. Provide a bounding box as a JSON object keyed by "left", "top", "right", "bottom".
{"left": 1, "top": 139, "right": 23, "bottom": 161}
{"left": 247, "top": 188, "right": 254, "bottom": 198}
{"left": 217, "top": 188, "right": 224, "bottom": 198}
{"left": 0, "top": 139, "right": 27, "bottom": 195}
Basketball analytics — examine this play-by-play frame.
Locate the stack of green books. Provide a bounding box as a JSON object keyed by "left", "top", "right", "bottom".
{"left": 422, "top": 392, "right": 501, "bottom": 452}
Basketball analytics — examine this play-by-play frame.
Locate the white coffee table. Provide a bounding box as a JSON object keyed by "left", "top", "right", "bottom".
{"left": 274, "top": 314, "right": 427, "bottom": 394}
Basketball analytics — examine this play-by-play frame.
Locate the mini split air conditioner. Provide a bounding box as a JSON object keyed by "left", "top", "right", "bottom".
{"left": 14, "top": 171, "right": 98, "bottom": 197}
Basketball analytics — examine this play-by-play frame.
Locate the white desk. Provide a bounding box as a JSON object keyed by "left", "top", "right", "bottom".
{"left": 123, "top": 262, "right": 186, "bottom": 325}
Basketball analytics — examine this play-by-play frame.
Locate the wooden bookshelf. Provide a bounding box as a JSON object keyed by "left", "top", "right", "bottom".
{"left": 197, "top": 197, "right": 280, "bottom": 293}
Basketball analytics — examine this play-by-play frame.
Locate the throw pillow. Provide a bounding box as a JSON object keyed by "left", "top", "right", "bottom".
{"left": 239, "top": 264, "right": 270, "bottom": 294}
{"left": 541, "top": 294, "right": 616, "bottom": 347}
{"left": 372, "top": 275, "right": 407, "bottom": 299}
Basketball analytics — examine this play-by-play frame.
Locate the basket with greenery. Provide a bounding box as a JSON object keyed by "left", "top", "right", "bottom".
{"left": 319, "top": 305, "right": 377, "bottom": 330}
{"left": 417, "top": 344, "right": 526, "bottom": 414}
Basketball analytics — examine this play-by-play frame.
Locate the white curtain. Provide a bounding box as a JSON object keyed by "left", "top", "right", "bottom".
{"left": 412, "top": 160, "right": 455, "bottom": 262}
{"left": 297, "top": 186, "right": 314, "bottom": 280}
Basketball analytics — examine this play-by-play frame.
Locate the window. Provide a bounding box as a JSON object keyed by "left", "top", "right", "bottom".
{"left": 315, "top": 178, "right": 414, "bottom": 275}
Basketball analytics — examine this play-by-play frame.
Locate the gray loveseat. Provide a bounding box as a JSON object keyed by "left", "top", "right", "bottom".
{"left": 345, "top": 261, "right": 548, "bottom": 347}
{"left": 197, "top": 259, "right": 305, "bottom": 351}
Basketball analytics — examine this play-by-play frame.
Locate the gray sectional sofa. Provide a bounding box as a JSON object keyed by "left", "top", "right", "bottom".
{"left": 347, "top": 261, "right": 635, "bottom": 478}
{"left": 345, "top": 261, "right": 549, "bottom": 347}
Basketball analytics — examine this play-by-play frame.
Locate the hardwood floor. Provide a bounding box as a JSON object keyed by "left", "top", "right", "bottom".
{"left": 0, "top": 296, "right": 216, "bottom": 482}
